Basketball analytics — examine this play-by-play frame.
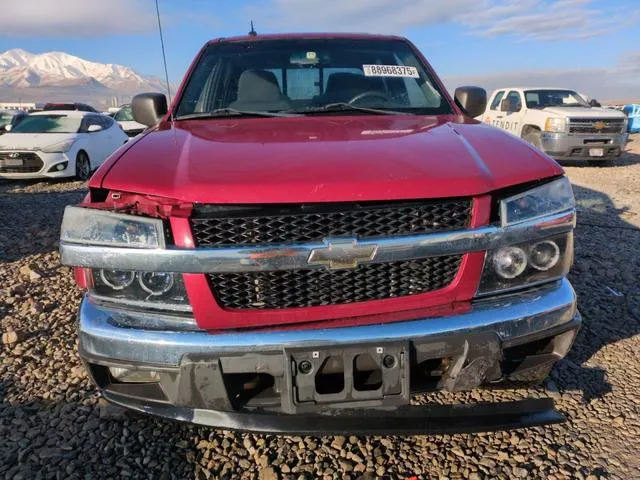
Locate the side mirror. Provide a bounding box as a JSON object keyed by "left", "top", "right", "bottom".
{"left": 132, "top": 92, "right": 168, "bottom": 127}
{"left": 4, "top": 125, "right": 11, "bottom": 132}
{"left": 87, "top": 124, "right": 103, "bottom": 132}
{"left": 454, "top": 86, "right": 487, "bottom": 118}
{"left": 589, "top": 99, "right": 601, "bottom": 107}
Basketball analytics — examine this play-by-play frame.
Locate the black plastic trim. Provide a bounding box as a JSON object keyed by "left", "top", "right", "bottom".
{"left": 103, "top": 392, "right": 564, "bottom": 434}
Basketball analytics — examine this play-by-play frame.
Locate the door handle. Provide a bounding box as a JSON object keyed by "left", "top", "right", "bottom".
{"left": 496, "top": 116, "right": 504, "bottom": 119}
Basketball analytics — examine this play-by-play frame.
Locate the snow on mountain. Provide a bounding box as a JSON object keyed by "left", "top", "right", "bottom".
{"left": 0, "top": 49, "right": 166, "bottom": 92}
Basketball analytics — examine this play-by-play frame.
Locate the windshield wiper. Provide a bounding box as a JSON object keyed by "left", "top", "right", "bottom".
{"left": 175, "top": 108, "right": 300, "bottom": 120}
{"left": 290, "top": 103, "right": 410, "bottom": 116}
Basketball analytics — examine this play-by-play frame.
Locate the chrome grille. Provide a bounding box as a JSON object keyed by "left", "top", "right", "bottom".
{"left": 190, "top": 199, "right": 473, "bottom": 247}
{"left": 568, "top": 118, "right": 625, "bottom": 134}
{"left": 192, "top": 199, "right": 471, "bottom": 310}
{"left": 207, "top": 255, "right": 462, "bottom": 309}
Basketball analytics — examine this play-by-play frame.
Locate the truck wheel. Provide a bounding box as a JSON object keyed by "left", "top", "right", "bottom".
{"left": 523, "top": 130, "right": 542, "bottom": 150}
{"left": 75, "top": 151, "right": 91, "bottom": 180}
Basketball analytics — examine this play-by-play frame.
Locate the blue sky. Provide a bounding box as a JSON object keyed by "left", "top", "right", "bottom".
{"left": 1, "top": 0, "right": 639, "bottom": 100}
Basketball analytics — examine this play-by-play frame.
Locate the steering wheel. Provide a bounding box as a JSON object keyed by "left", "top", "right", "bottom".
{"left": 347, "top": 91, "right": 390, "bottom": 105}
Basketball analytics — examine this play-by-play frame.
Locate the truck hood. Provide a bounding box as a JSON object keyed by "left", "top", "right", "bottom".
{"left": 96, "top": 115, "right": 562, "bottom": 203}
{"left": 0, "top": 132, "right": 77, "bottom": 150}
{"left": 540, "top": 106, "right": 625, "bottom": 118}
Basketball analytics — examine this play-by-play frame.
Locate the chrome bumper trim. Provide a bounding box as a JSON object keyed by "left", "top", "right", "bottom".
{"left": 79, "top": 278, "right": 578, "bottom": 367}
{"left": 61, "top": 209, "right": 576, "bottom": 274}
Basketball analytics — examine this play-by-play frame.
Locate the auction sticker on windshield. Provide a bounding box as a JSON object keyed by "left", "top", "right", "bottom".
{"left": 363, "top": 64, "right": 419, "bottom": 78}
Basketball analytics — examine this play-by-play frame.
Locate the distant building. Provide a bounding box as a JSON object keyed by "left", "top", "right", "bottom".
{"left": 0, "top": 102, "right": 36, "bottom": 111}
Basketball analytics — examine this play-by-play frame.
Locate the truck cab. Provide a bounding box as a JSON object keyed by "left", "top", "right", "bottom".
{"left": 482, "top": 87, "right": 628, "bottom": 163}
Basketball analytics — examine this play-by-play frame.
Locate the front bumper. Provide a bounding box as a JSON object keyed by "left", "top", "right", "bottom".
{"left": 541, "top": 132, "right": 628, "bottom": 160}
{"left": 80, "top": 278, "right": 580, "bottom": 434}
{"left": 0, "top": 151, "right": 73, "bottom": 179}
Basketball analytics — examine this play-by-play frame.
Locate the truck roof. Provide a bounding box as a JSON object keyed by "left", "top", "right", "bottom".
{"left": 206, "top": 32, "right": 407, "bottom": 45}
{"left": 492, "top": 87, "right": 578, "bottom": 92}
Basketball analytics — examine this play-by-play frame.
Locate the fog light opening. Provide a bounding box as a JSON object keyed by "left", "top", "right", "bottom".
{"left": 492, "top": 246, "right": 527, "bottom": 279}
{"left": 529, "top": 240, "right": 560, "bottom": 271}
{"left": 138, "top": 272, "right": 174, "bottom": 296}
{"left": 108, "top": 367, "right": 160, "bottom": 383}
{"left": 100, "top": 269, "right": 135, "bottom": 290}
{"left": 47, "top": 161, "right": 68, "bottom": 173}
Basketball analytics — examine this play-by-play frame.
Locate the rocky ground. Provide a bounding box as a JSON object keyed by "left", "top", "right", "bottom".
{"left": 1, "top": 136, "right": 639, "bottom": 479}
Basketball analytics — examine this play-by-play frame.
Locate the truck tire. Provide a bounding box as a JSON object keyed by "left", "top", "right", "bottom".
{"left": 523, "top": 130, "right": 542, "bottom": 150}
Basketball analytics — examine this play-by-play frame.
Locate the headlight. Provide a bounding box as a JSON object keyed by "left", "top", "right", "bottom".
{"left": 41, "top": 138, "right": 76, "bottom": 153}
{"left": 90, "top": 269, "right": 191, "bottom": 312}
{"left": 544, "top": 118, "right": 567, "bottom": 133}
{"left": 500, "top": 177, "right": 575, "bottom": 227}
{"left": 61, "top": 206, "right": 165, "bottom": 249}
{"left": 478, "top": 233, "right": 573, "bottom": 296}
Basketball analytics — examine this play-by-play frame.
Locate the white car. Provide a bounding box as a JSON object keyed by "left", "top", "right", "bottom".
{"left": 480, "top": 87, "right": 628, "bottom": 163}
{"left": 113, "top": 104, "right": 147, "bottom": 138}
{"left": 0, "top": 110, "right": 128, "bottom": 180}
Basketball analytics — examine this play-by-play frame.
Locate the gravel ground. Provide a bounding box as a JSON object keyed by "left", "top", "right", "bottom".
{"left": 1, "top": 136, "right": 639, "bottom": 479}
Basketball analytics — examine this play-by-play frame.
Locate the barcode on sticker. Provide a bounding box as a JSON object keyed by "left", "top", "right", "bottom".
{"left": 363, "top": 64, "right": 419, "bottom": 78}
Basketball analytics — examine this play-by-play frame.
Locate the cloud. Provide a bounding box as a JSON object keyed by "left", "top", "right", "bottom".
{"left": 1, "top": 0, "right": 156, "bottom": 37}
{"left": 442, "top": 52, "right": 640, "bottom": 103}
{"left": 256, "top": 0, "right": 639, "bottom": 42}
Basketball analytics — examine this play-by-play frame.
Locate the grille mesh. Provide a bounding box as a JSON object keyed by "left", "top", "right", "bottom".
{"left": 191, "top": 199, "right": 472, "bottom": 247}
{"left": 207, "top": 255, "right": 462, "bottom": 310}
{"left": 0, "top": 152, "right": 43, "bottom": 173}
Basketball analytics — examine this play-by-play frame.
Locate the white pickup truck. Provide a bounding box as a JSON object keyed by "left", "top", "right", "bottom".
{"left": 480, "top": 87, "right": 628, "bottom": 163}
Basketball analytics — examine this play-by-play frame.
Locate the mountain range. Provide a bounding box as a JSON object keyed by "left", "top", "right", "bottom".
{"left": 0, "top": 49, "right": 167, "bottom": 108}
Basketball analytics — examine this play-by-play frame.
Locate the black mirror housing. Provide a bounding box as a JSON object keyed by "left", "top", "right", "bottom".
{"left": 132, "top": 93, "right": 168, "bottom": 127}
{"left": 454, "top": 86, "right": 487, "bottom": 118}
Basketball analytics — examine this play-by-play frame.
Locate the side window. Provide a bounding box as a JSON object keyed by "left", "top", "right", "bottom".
{"left": 322, "top": 68, "right": 362, "bottom": 91}
{"left": 286, "top": 68, "right": 320, "bottom": 100}
{"left": 85, "top": 115, "right": 102, "bottom": 132}
{"left": 101, "top": 115, "right": 114, "bottom": 129}
{"left": 264, "top": 69, "right": 284, "bottom": 91}
{"left": 505, "top": 91, "right": 522, "bottom": 112}
{"left": 490, "top": 91, "right": 505, "bottom": 110}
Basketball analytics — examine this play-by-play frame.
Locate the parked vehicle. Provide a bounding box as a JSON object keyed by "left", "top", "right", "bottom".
{"left": 112, "top": 104, "right": 146, "bottom": 137}
{"left": 481, "top": 87, "right": 628, "bottom": 163}
{"left": 0, "top": 110, "right": 128, "bottom": 180}
{"left": 0, "top": 110, "right": 28, "bottom": 134}
{"left": 59, "top": 33, "right": 580, "bottom": 434}
{"left": 43, "top": 102, "right": 97, "bottom": 112}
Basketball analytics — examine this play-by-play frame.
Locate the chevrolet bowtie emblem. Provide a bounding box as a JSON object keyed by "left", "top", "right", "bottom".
{"left": 594, "top": 121, "right": 606, "bottom": 130}
{"left": 307, "top": 238, "right": 378, "bottom": 270}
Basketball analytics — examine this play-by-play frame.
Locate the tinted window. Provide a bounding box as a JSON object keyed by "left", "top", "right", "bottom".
{"left": 101, "top": 115, "right": 115, "bottom": 128}
{"left": 176, "top": 38, "right": 452, "bottom": 117}
{"left": 524, "top": 89, "right": 588, "bottom": 108}
{"left": 490, "top": 91, "right": 505, "bottom": 110}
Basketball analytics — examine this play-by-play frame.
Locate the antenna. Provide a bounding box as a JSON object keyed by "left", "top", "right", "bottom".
{"left": 155, "top": 0, "right": 172, "bottom": 106}
{"left": 249, "top": 20, "right": 257, "bottom": 37}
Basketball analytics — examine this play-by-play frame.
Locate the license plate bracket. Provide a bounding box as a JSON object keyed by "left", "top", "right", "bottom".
{"left": 283, "top": 342, "right": 410, "bottom": 413}
{"left": 1, "top": 158, "right": 23, "bottom": 167}
{"left": 589, "top": 148, "right": 604, "bottom": 157}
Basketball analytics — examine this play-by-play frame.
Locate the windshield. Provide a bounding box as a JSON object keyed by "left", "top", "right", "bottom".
{"left": 176, "top": 38, "right": 452, "bottom": 117}
{"left": 0, "top": 113, "right": 13, "bottom": 127}
{"left": 114, "top": 106, "right": 134, "bottom": 121}
{"left": 10, "top": 114, "right": 82, "bottom": 134}
{"left": 524, "top": 90, "right": 589, "bottom": 109}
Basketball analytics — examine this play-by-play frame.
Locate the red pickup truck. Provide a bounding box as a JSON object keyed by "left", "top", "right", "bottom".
{"left": 60, "top": 33, "right": 580, "bottom": 434}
